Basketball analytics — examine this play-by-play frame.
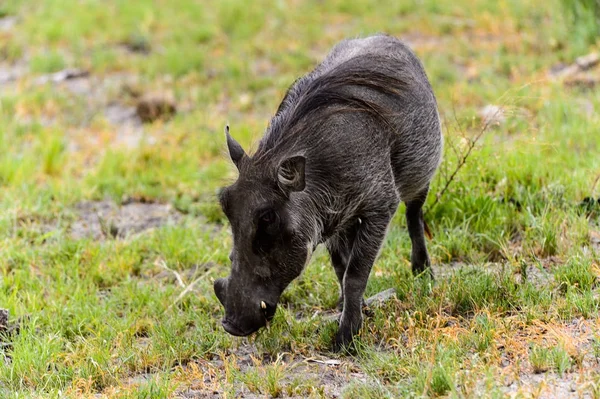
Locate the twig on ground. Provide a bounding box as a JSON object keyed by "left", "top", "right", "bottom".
{"left": 155, "top": 259, "right": 186, "bottom": 288}
{"left": 168, "top": 269, "right": 212, "bottom": 310}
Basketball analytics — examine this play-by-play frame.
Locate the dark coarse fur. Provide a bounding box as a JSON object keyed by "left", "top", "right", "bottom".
{"left": 214, "top": 34, "right": 442, "bottom": 349}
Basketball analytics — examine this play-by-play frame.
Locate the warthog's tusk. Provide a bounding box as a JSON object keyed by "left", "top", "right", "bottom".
{"left": 261, "top": 301, "right": 267, "bottom": 309}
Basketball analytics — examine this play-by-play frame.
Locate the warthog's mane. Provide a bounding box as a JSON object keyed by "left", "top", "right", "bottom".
{"left": 254, "top": 54, "right": 415, "bottom": 162}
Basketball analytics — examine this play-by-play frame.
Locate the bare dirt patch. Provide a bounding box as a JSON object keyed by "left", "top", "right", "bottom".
{"left": 0, "top": 16, "right": 16, "bottom": 32}
{"left": 11, "top": 65, "right": 173, "bottom": 151}
{"left": 136, "top": 94, "right": 177, "bottom": 123}
{"left": 70, "top": 199, "right": 182, "bottom": 240}
{"left": 501, "top": 371, "right": 597, "bottom": 399}
{"left": 0, "top": 61, "right": 27, "bottom": 85}
{"left": 61, "top": 71, "right": 152, "bottom": 151}
{"left": 173, "top": 348, "right": 360, "bottom": 398}
{"left": 590, "top": 229, "right": 600, "bottom": 252}
{"left": 103, "top": 102, "right": 146, "bottom": 148}
{"left": 549, "top": 52, "right": 600, "bottom": 89}
{"left": 495, "top": 317, "right": 600, "bottom": 398}
{"left": 432, "top": 261, "right": 555, "bottom": 288}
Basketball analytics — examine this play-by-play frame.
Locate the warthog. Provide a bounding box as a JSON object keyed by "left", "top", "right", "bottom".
{"left": 214, "top": 34, "right": 442, "bottom": 348}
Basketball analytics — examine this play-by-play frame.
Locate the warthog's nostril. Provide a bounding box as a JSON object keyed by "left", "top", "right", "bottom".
{"left": 221, "top": 318, "right": 246, "bottom": 336}
{"left": 214, "top": 278, "right": 227, "bottom": 306}
{"left": 221, "top": 318, "right": 261, "bottom": 337}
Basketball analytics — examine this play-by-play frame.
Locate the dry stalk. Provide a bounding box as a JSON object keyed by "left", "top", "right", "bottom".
{"left": 425, "top": 81, "right": 541, "bottom": 216}
{"left": 425, "top": 105, "right": 498, "bottom": 215}
{"left": 155, "top": 259, "right": 185, "bottom": 288}
{"left": 592, "top": 172, "right": 600, "bottom": 196}
{"left": 168, "top": 269, "right": 212, "bottom": 310}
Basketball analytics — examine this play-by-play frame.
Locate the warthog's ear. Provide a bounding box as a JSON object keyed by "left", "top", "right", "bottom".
{"left": 225, "top": 125, "right": 247, "bottom": 169}
{"left": 278, "top": 155, "right": 305, "bottom": 193}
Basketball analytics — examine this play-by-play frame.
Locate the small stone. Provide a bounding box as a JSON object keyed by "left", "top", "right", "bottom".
{"left": 549, "top": 52, "right": 600, "bottom": 84}
{"left": 364, "top": 288, "right": 396, "bottom": 307}
{"left": 122, "top": 33, "right": 151, "bottom": 54}
{"left": 35, "top": 68, "right": 89, "bottom": 85}
{"left": 564, "top": 72, "right": 599, "bottom": 89}
{"left": 575, "top": 52, "right": 600, "bottom": 71}
{"left": 136, "top": 94, "right": 177, "bottom": 123}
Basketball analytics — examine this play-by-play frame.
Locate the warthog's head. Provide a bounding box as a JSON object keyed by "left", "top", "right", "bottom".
{"left": 214, "top": 126, "right": 312, "bottom": 336}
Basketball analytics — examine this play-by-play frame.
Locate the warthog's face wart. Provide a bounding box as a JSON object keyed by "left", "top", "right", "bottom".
{"left": 214, "top": 127, "right": 310, "bottom": 336}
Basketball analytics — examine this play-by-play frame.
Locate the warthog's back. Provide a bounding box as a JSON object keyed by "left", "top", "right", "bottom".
{"left": 320, "top": 35, "right": 442, "bottom": 200}
{"left": 256, "top": 34, "right": 442, "bottom": 204}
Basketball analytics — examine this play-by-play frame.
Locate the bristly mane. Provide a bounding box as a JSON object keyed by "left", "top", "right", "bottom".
{"left": 253, "top": 54, "right": 415, "bottom": 162}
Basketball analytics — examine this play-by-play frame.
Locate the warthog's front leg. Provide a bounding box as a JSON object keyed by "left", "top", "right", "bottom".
{"left": 326, "top": 221, "right": 360, "bottom": 312}
{"left": 334, "top": 204, "right": 396, "bottom": 350}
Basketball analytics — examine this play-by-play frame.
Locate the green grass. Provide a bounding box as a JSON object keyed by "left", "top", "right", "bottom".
{"left": 1, "top": 0, "right": 600, "bottom": 397}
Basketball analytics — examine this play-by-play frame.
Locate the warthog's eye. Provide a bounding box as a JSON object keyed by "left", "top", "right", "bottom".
{"left": 259, "top": 209, "right": 279, "bottom": 226}
{"left": 253, "top": 208, "right": 281, "bottom": 254}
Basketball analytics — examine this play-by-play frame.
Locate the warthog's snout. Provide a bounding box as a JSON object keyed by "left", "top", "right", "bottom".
{"left": 214, "top": 277, "right": 278, "bottom": 336}
{"left": 221, "top": 317, "right": 253, "bottom": 337}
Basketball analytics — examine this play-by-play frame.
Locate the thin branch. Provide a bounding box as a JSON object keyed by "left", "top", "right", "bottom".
{"left": 168, "top": 269, "right": 212, "bottom": 310}
{"left": 425, "top": 81, "right": 543, "bottom": 216}
{"left": 425, "top": 106, "right": 498, "bottom": 215}
{"left": 156, "top": 259, "right": 185, "bottom": 288}
{"left": 592, "top": 172, "right": 600, "bottom": 196}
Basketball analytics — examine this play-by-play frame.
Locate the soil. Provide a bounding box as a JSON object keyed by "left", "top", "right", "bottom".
{"left": 0, "top": 16, "right": 16, "bottom": 31}
{"left": 496, "top": 317, "right": 600, "bottom": 398}
{"left": 431, "top": 261, "right": 555, "bottom": 288}
{"left": 591, "top": 230, "right": 600, "bottom": 252}
{"left": 0, "top": 62, "right": 27, "bottom": 85}
{"left": 70, "top": 199, "right": 182, "bottom": 240}
{"left": 136, "top": 94, "right": 177, "bottom": 123}
{"left": 502, "top": 372, "right": 590, "bottom": 398}
{"left": 549, "top": 52, "right": 600, "bottom": 89}
{"left": 173, "top": 346, "right": 361, "bottom": 398}
{"left": 3, "top": 60, "right": 165, "bottom": 151}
